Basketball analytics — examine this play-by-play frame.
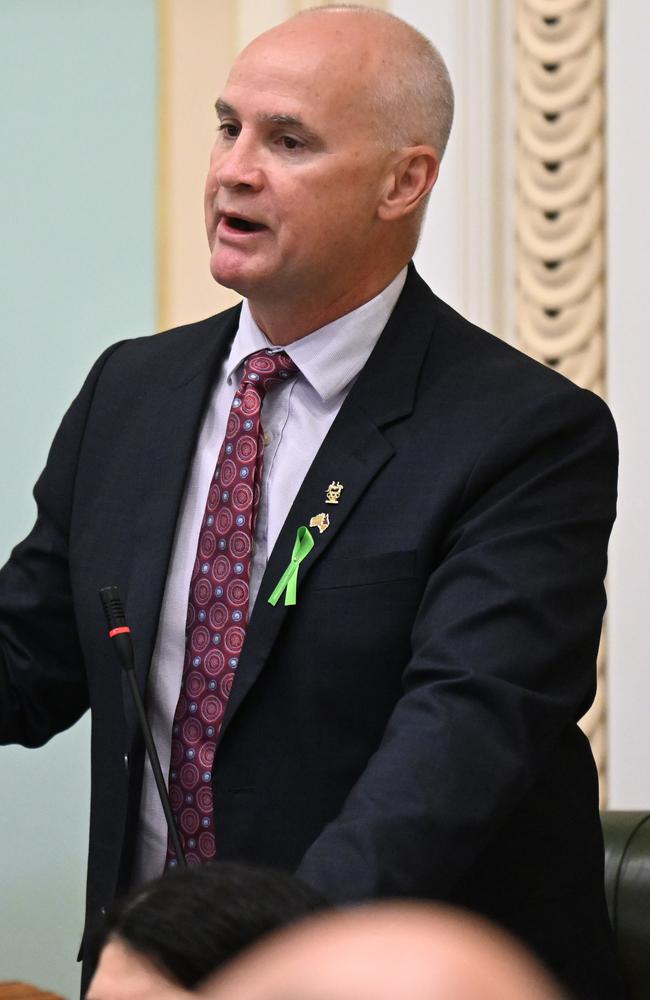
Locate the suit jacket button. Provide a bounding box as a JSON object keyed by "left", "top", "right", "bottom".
{"left": 100, "top": 906, "right": 107, "bottom": 917}
{"left": 123, "top": 753, "right": 129, "bottom": 771}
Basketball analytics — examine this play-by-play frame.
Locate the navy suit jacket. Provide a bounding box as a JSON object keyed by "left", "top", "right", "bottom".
{"left": 0, "top": 267, "right": 622, "bottom": 997}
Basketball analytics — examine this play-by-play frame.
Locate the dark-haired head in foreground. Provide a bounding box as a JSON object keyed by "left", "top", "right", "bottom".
{"left": 86, "top": 861, "right": 327, "bottom": 998}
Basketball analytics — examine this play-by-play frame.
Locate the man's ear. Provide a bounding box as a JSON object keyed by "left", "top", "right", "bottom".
{"left": 378, "top": 146, "right": 440, "bottom": 221}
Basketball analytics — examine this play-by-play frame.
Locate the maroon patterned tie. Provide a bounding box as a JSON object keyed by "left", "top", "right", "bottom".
{"left": 166, "top": 348, "right": 298, "bottom": 867}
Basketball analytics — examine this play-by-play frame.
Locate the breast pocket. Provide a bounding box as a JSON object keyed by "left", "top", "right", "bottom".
{"left": 306, "top": 549, "right": 417, "bottom": 590}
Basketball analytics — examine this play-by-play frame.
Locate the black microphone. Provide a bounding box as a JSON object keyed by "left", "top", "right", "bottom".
{"left": 99, "top": 585, "right": 187, "bottom": 870}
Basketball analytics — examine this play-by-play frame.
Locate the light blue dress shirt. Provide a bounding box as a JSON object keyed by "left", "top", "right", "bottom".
{"left": 133, "top": 266, "right": 407, "bottom": 883}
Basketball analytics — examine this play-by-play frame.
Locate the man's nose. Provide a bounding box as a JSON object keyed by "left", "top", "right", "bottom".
{"left": 215, "top": 134, "right": 264, "bottom": 191}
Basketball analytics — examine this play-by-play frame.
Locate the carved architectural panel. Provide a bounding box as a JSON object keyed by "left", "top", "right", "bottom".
{"left": 515, "top": 0, "right": 607, "bottom": 798}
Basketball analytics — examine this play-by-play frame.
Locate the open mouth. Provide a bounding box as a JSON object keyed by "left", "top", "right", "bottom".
{"left": 224, "top": 215, "right": 267, "bottom": 233}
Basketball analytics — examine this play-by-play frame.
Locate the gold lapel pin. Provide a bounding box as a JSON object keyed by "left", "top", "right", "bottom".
{"left": 309, "top": 513, "right": 330, "bottom": 534}
{"left": 325, "top": 481, "right": 344, "bottom": 505}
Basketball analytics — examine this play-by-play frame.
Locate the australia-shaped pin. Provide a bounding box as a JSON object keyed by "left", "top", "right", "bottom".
{"left": 309, "top": 513, "right": 330, "bottom": 534}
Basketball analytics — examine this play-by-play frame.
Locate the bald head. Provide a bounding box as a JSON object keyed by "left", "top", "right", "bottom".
{"left": 246, "top": 5, "right": 454, "bottom": 158}
{"left": 295, "top": 5, "right": 454, "bottom": 156}
{"left": 200, "top": 903, "right": 567, "bottom": 1000}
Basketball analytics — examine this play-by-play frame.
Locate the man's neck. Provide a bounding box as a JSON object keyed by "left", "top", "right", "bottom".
{"left": 248, "top": 265, "right": 408, "bottom": 345}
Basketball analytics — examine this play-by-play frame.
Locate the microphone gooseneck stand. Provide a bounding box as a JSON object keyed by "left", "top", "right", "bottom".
{"left": 99, "top": 585, "right": 187, "bottom": 870}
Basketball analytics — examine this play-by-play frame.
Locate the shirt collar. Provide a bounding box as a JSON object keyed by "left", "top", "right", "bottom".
{"left": 227, "top": 267, "right": 408, "bottom": 403}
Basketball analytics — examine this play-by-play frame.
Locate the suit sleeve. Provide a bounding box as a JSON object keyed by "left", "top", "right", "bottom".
{"left": 296, "top": 385, "right": 617, "bottom": 899}
{"left": 0, "top": 344, "right": 123, "bottom": 747}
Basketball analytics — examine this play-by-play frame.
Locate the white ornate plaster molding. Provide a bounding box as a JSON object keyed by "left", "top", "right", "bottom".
{"left": 516, "top": 0, "right": 605, "bottom": 393}
{"left": 515, "top": 0, "right": 607, "bottom": 798}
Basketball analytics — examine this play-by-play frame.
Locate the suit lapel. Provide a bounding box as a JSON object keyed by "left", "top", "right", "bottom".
{"left": 221, "top": 406, "right": 394, "bottom": 731}
{"left": 221, "top": 266, "right": 437, "bottom": 733}
{"left": 122, "top": 308, "right": 240, "bottom": 731}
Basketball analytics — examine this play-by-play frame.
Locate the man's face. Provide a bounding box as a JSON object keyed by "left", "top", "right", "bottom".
{"left": 204, "top": 20, "right": 393, "bottom": 308}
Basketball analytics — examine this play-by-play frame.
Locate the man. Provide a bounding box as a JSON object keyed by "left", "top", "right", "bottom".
{"left": 199, "top": 903, "right": 567, "bottom": 1000}
{"left": 86, "top": 861, "right": 326, "bottom": 998}
{"left": 0, "top": 6, "right": 621, "bottom": 998}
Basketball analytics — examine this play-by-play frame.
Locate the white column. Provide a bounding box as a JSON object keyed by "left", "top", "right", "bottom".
{"left": 606, "top": 0, "right": 650, "bottom": 807}
{"left": 388, "top": 0, "right": 514, "bottom": 338}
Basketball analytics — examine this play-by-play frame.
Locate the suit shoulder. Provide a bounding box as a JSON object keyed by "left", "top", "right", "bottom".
{"left": 111, "top": 303, "right": 241, "bottom": 362}
{"left": 424, "top": 288, "right": 614, "bottom": 426}
{"left": 85, "top": 303, "right": 242, "bottom": 392}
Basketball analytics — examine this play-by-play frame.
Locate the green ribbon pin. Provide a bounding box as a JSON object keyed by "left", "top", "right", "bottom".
{"left": 268, "top": 526, "right": 315, "bottom": 606}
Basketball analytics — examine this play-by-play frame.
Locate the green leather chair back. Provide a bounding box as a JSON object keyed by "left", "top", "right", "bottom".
{"left": 602, "top": 810, "right": 650, "bottom": 999}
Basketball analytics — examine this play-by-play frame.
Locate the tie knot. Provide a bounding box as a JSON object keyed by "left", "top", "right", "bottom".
{"left": 240, "top": 349, "right": 298, "bottom": 394}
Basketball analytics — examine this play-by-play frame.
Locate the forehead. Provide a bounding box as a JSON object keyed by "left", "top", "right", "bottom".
{"left": 88, "top": 939, "right": 178, "bottom": 1000}
{"left": 224, "top": 24, "right": 377, "bottom": 127}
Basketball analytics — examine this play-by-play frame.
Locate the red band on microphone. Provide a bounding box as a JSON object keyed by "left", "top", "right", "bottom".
{"left": 109, "top": 626, "right": 131, "bottom": 638}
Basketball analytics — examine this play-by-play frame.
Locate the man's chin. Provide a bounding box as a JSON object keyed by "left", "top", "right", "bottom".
{"left": 209, "top": 252, "right": 268, "bottom": 298}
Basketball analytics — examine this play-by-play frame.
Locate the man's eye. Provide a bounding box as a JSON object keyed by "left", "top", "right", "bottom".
{"left": 279, "top": 136, "right": 304, "bottom": 151}
{"left": 218, "top": 122, "right": 239, "bottom": 139}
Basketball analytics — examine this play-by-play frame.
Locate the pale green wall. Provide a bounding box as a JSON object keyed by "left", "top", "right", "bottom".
{"left": 0, "top": 2, "right": 157, "bottom": 995}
